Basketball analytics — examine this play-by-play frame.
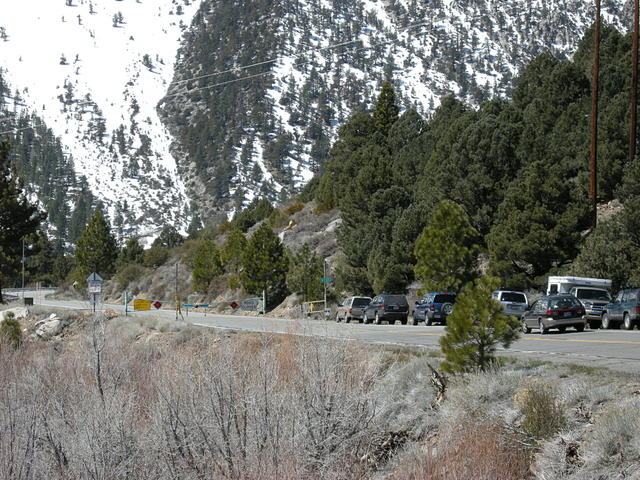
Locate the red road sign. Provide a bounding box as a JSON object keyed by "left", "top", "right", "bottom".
{"left": 230, "top": 301, "right": 239, "bottom": 309}
{"left": 153, "top": 301, "right": 162, "bottom": 309}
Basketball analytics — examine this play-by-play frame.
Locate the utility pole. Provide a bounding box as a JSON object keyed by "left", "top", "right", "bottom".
{"left": 323, "top": 259, "right": 327, "bottom": 318}
{"left": 21, "top": 237, "right": 25, "bottom": 299}
{"left": 589, "top": 0, "right": 602, "bottom": 228}
{"left": 175, "top": 262, "right": 179, "bottom": 321}
{"left": 631, "top": 0, "right": 639, "bottom": 162}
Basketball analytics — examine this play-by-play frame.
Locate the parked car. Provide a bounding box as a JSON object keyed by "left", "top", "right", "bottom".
{"left": 571, "top": 287, "right": 612, "bottom": 328}
{"left": 601, "top": 288, "right": 640, "bottom": 330}
{"left": 363, "top": 294, "right": 409, "bottom": 325}
{"left": 520, "top": 294, "right": 586, "bottom": 334}
{"left": 412, "top": 293, "right": 457, "bottom": 325}
{"left": 335, "top": 296, "right": 372, "bottom": 323}
{"left": 492, "top": 290, "right": 528, "bottom": 318}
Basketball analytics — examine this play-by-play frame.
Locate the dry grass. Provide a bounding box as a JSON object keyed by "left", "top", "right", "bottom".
{"left": 389, "top": 421, "right": 531, "bottom": 480}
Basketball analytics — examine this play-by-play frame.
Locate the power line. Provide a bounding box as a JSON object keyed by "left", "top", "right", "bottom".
{"left": 164, "top": 24, "right": 428, "bottom": 100}
{"left": 167, "top": 19, "right": 430, "bottom": 88}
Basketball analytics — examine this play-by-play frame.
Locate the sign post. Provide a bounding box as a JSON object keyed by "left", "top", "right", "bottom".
{"left": 86, "top": 272, "right": 104, "bottom": 313}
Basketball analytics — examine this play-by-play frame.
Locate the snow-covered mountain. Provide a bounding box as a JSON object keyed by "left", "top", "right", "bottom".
{"left": 0, "top": 0, "right": 635, "bottom": 231}
{"left": 160, "top": 0, "right": 632, "bottom": 219}
{"left": 0, "top": 0, "right": 202, "bottom": 235}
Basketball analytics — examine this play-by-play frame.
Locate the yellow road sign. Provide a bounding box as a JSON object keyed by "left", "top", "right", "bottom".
{"left": 133, "top": 299, "right": 152, "bottom": 311}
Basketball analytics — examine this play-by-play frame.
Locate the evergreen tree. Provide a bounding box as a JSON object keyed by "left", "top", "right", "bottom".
{"left": 0, "top": 312, "right": 22, "bottom": 350}
{"left": 221, "top": 227, "right": 247, "bottom": 274}
{"left": 572, "top": 206, "right": 640, "bottom": 291}
{"left": 372, "top": 81, "right": 399, "bottom": 136}
{"left": 414, "top": 200, "right": 480, "bottom": 293}
{"left": 439, "top": 276, "right": 520, "bottom": 373}
{"left": 241, "top": 224, "right": 288, "bottom": 310}
{"left": 190, "top": 239, "right": 223, "bottom": 292}
{"left": 487, "top": 160, "right": 590, "bottom": 289}
{"left": 152, "top": 225, "right": 184, "bottom": 249}
{"left": 116, "top": 237, "right": 144, "bottom": 271}
{"left": 0, "top": 142, "right": 45, "bottom": 303}
{"left": 75, "top": 210, "right": 118, "bottom": 279}
{"left": 287, "top": 243, "right": 323, "bottom": 301}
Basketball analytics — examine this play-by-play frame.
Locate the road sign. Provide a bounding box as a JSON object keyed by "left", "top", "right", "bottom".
{"left": 321, "top": 277, "right": 333, "bottom": 283}
{"left": 230, "top": 301, "right": 239, "bottom": 309}
{"left": 134, "top": 299, "right": 152, "bottom": 311}
{"left": 87, "top": 281, "right": 102, "bottom": 294}
{"left": 152, "top": 301, "right": 162, "bottom": 309}
{"left": 86, "top": 272, "right": 103, "bottom": 282}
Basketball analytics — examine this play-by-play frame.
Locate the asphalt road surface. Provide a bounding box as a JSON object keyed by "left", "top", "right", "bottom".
{"left": 7, "top": 289, "right": 640, "bottom": 374}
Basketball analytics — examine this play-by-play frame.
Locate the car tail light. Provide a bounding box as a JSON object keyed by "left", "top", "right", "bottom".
{"left": 636, "top": 306, "right": 640, "bottom": 315}
{"left": 349, "top": 308, "right": 352, "bottom": 314}
{"left": 545, "top": 309, "right": 558, "bottom": 317}
{"left": 429, "top": 305, "right": 435, "bottom": 312}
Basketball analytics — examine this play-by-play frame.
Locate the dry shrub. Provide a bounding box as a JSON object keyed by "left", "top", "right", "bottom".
{"left": 284, "top": 202, "right": 305, "bottom": 216}
{"left": 389, "top": 421, "right": 530, "bottom": 480}
{"left": 515, "top": 381, "right": 565, "bottom": 439}
{"left": 584, "top": 398, "right": 640, "bottom": 465}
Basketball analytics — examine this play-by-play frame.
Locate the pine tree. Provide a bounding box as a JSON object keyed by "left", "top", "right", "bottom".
{"left": 152, "top": 225, "right": 184, "bottom": 249}
{"left": 286, "top": 243, "right": 323, "bottom": 301}
{"left": 221, "top": 227, "right": 247, "bottom": 274}
{"left": 241, "top": 224, "right": 288, "bottom": 309}
{"left": 439, "top": 276, "right": 520, "bottom": 373}
{"left": 372, "top": 81, "right": 399, "bottom": 136}
{"left": 190, "top": 239, "right": 223, "bottom": 292}
{"left": 414, "top": 200, "right": 480, "bottom": 293}
{"left": 116, "top": 237, "right": 144, "bottom": 271}
{"left": 0, "top": 142, "right": 45, "bottom": 303}
{"left": 75, "top": 211, "right": 118, "bottom": 279}
{"left": 0, "top": 312, "right": 22, "bottom": 350}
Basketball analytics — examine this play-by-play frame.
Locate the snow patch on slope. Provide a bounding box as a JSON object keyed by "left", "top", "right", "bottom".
{"left": 0, "top": 0, "right": 202, "bottom": 233}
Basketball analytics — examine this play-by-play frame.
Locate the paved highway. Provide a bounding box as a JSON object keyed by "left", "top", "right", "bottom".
{"left": 7, "top": 290, "right": 640, "bottom": 373}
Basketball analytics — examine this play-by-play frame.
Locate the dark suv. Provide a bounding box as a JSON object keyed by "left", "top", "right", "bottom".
{"left": 412, "top": 293, "right": 457, "bottom": 325}
{"left": 363, "top": 294, "right": 409, "bottom": 325}
{"left": 601, "top": 288, "right": 640, "bottom": 330}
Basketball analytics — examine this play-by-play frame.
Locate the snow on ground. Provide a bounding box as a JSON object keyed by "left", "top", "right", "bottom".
{"left": 0, "top": 0, "right": 202, "bottom": 232}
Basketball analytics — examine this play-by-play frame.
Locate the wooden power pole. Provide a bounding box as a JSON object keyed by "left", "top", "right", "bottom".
{"left": 631, "top": 0, "right": 639, "bottom": 163}
{"left": 589, "top": 0, "right": 602, "bottom": 228}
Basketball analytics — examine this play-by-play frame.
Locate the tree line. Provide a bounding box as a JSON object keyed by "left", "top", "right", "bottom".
{"left": 312, "top": 24, "right": 640, "bottom": 294}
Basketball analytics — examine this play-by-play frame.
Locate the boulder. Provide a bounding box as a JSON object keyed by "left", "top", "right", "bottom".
{"left": 35, "top": 314, "right": 68, "bottom": 339}
{"left": 0, "top": 307, "right": 29, "bottom": 322}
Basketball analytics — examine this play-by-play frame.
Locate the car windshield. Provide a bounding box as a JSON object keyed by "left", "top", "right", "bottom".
{"left": 352, "top": 298, "right": 371, "bottom": 307}
{"left": 433, "top": 294, "right": 456, "bottom": 304}
{"left": 575, "top": 289, "right": 611, "bottom": 301}
{"left": 385, "top": 295, "right": 407, "bottom": 305}
{"left": 500, "top": 292, "right": 526, "bottom": 303}
{"left": 549, "top": 296, "right": 581, "bottom": 309}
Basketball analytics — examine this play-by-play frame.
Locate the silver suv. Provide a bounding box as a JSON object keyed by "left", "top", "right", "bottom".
{"left": 336, "top": 296, "right": 372, "bottom": 323}
{"left": 492, "top": 290, "right": 528, "bottom": 317}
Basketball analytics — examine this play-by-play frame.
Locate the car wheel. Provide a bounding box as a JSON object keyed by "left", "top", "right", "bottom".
{"left": 363, "top": 311, "right": 371, "bottom": 324}
{"left": 374, "top": 312, "right": 381, "bottom": 325}
{"left": 623, "top": 313, "right": 633, "bottom": 330}
{"left": 442, "top": 303, "right": 453, "bottom": 315}
{"left": 426, "top": 315, "right": 433, "bottom": 326}
{"left": 575, "top": 324, "right": 585, "bottom": 332}
{"left": 521, "top": 319, "right": 531, "bottom": 334}
{"left": 558, "top": 326, "right": 566, "bottom": 333}
{"left": 411, "top": 315, "right": 418, "bottom": 326}
{"left": 601, "top": 313, "right": 610, "bottom": 330}
{"left": 345, "top": 315, "right": 350, "bottom": 323}
{"left": 335, "top": 313, "right": 341, "bottom": 323}
{"left": 401, "top": 315, "right": 407, "bottom": 325}
{"left": 538, "top": 319, "right": 547, "bottom": 335}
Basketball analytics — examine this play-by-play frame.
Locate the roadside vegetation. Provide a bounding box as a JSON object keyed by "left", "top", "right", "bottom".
{"left": 0, "top": 308, "right": 638, "bottom": 479}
